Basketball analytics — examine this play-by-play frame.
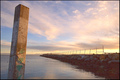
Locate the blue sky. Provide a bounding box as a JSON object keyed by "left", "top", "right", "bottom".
{"left": 1, "top": 1, "right": 119, "bottom": 54}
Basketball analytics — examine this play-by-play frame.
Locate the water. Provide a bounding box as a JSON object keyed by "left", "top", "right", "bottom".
{"left": 1, "top": 55, "right": 105, "bottom": 79}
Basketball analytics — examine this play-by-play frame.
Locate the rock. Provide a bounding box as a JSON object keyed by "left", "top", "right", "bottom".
{"left": 108, "top": 60, "right": 119, "bottom": 64}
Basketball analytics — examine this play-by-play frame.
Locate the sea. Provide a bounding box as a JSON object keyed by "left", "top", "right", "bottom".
{"left": 1, "top": 55, "right": 105, "bottom": 79}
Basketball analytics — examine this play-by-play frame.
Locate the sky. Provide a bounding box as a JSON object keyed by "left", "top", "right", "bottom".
{"left": 1, "top": 1, "right": 119, "bottom": 55}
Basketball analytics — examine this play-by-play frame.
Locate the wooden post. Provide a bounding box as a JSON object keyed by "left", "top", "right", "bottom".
{"left": 103, "top": 45, "right": 104, "bottom": 54}
{"left": 8, "top": 4, "right": 29, "bottom": 79}
{"left": 96, "top": 48, "right": 97, "bottom": 54}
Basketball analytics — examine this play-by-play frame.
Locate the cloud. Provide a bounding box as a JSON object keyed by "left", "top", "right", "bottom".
{"left": 55, "top": 1, "right": 62, "bottom": 4}
{"left": 75, "top": 38, "right": 119, "bottom": 49}
{"left": 27, "top": 40, "right": 77, "bottom": 51}
{"left": 27, "top": 45, "right": 74, "bottom": 51}
{"left": 27, "top": 36, "right": 119, "bottom": 51}
{"left": 73, "top": 10, "right": 79, "bottom": 14}
{"left": 98, "top": 1, "right": 108, "bottom": 8}
{"left": 1, "top": 11, "right": 14, "bottom": 28}
{"left": 86, "top": 3, "right": 91, "bottom": 6}
{"left": 1, "top": 39, "right": 75, "bottom": 52}
{"left": 1, "top": 1, "right": 118, "bottom": 41}
{"left": 68, "top": 1, "right": 119, "bottom": 41}
{"left": 27, "top": 2, "right": 67, "bottom": 40}
{"left": 1, "top": 1, "right": 61, "bottom": 40}
{"left": 85, "top": 8, "right": 93, "bottom": 13}
{"left": 1, "top": 38, "right": 118, "bottom": 53}
{"left": 1, "top": 1, "right": 119, "bottom": 52}
{"left": 1, "top": 40, "right": 11, "bottom": 54}
{"left": 1, "top": 40, "right": 11, "bottom": 47}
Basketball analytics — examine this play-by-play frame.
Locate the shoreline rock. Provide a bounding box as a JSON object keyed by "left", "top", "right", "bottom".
{"left": 40, "top": 53, "right": 119, "bottom": 79}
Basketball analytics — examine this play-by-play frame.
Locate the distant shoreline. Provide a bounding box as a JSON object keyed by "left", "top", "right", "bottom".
{"left": 1, "top": 54, "right": 40, "bottom": 56}
{"left": 40, "top": 53, "right": 119, "bottom": 79}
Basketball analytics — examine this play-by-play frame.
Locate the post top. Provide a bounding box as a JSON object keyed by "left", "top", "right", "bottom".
{"left": 16, "top": 4, "right": 29, "bottom": 9}
{"left": 14, "top": 4, "right": 29, "bottom": 21}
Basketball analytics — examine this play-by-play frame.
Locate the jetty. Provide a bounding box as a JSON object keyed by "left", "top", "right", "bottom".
{"left": 40, "top": 53, "right": 119, "bottom": 79}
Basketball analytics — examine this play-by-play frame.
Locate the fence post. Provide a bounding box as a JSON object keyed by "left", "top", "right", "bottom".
{"left": 96, "top": 48, "right": 97, "bottom": 54}
{"left": 103, "top": 45, "right": 104, "bottom": 54}
{"left": 8, "top": 4, "right": 29, "bottom": 79}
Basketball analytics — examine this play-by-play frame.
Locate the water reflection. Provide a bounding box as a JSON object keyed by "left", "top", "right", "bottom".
{"left": 25, "top": 55, "right": 105, "bottom": 79}
{"left": 1, "top": 55, "right": 105, "bottom": 79}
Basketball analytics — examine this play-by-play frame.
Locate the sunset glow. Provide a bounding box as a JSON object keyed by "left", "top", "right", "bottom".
{"left": 1, "top": 1, "right": 119, "bottom": 55}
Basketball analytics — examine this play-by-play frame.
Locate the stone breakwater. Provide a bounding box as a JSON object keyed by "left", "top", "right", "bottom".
{"left": 40, "top": 53, "right": 119, "bottom": 79}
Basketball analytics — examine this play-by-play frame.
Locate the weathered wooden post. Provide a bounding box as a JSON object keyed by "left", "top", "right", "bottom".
{"left": 8, "top": 4, "right": 29, "bottom": 79}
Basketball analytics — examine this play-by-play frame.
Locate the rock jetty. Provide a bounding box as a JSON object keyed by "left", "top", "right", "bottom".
{"left": 40, "top": 53, "right": 119, "bottom": 79}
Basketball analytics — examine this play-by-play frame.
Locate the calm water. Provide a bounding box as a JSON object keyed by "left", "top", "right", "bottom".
{"left": 1, "top": 55, "right": 105, "bottom": 79}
